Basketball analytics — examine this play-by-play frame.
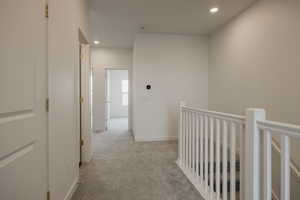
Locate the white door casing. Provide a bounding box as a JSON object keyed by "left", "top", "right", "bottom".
{"left": 0, "top": 0, "right": 48, "bottom": 199}
{"left": 80, "top": 44, "right": 92, "bottom": 163}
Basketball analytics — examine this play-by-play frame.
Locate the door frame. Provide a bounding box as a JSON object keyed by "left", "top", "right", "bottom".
{"left": 78, "top": 42, "right": 92, "bottom": 164}
{"left": 79, "top": 44, "right": 83, "bottom": 166}
{"left": 104, "top": 67, "right": 130, "bottom": 131}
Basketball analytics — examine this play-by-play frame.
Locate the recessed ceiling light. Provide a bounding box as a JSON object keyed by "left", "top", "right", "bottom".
{"left": 94, "top": 40, "right": 100, "bottom": 45}
{"left": 209, "top": 7, "right": 219, "bottom": 14}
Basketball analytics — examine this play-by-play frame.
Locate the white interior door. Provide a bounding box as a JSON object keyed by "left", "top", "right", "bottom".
{"left": 0, "top": 0, "right": 48, "bottom": 199}
{"left": 80, "top": 44, "right": 92, "bottom": 162}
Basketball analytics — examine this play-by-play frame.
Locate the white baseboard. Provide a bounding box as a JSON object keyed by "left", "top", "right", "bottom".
{"left": 134, "top": 136, "right": 177, "bottom": 142}
{"left": 93, "top": 129, "right": 104, "bottom": 133}
{"left": 64, "top": 177, "right": 79, "bottom": 200}
{"left": 110, "top": 116, "right": 128, "bottom": 119}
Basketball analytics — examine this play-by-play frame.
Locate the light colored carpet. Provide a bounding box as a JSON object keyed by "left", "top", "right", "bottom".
{"left": 72, "top": 129, "right": 203, "bottom": 200}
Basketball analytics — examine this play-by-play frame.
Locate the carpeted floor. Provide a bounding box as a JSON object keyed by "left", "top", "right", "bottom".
{"left": 72, "top": 128, "right": 203, "bottom": 200}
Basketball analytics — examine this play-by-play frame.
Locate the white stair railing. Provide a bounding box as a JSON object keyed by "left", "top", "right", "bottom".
{"left": 256, "top": 119, "right": 300, "bottom": 200}
{"left": 177, "top": 104, "right": 300, "bottom": 200}
{"left": 177, "top": 102, "right": 245, "bottom": 200}
{"left": 245, "top": 109, "right": 300, "bottom": 200}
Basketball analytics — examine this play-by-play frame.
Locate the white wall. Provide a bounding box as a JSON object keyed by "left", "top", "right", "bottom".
{"left": 133, "top": 33, "right": 208, "bottom": 141}
{"left": 48, "top": 0, "right": 89, "bottom": 199}
{"left": 92, "top": 48, "right": 133, "bottom": 131}
{"left": 209, "top": 0, "right": 300, "bottom": 198}
{"left": 109, "top": 70, "right": 129, "bottom": 118}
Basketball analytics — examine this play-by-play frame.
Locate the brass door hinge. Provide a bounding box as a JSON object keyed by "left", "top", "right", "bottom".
{"left": 45, "top": 4, "right": 49, "bottom": 18}
{"left": 46, "top": 98, "right": 49, "bottom": 112}
{"left": 80, "top": 97, "right": 84, "bottom": 104}
{"left": 80, "top": 139, "right": 84, "bottom": 146}
{"left": 47, "top": 191, "right": 50, "bottom": 200}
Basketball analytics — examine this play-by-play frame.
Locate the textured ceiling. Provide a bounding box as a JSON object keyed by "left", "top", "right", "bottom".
{"left": 89, "top": 0, "right": 257, "bottom": 48}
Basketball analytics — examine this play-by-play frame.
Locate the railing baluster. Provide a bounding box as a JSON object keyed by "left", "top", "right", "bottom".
{"left": 205, "top": 115, "right": 209, "bottom": 192}
{"left": 192, "top": 112, "right": 196, "bottom": 175}
{"left": 194, "top": 113, "right": 197, "bottom": 175}
{"left": 196, "top": 113, "right": 199, "bottom": 180}
{"left": 187, "top": 112, "right": 190, "bottom": 168}
{"left": 239, "top": 124, "right": 245, "bottom": 200}
{"left": 189, "top": 112, "right": 192, "bottom": 169}
{"left": 182, "top": 111, "right": 185, "bottom": 167}
{"left": 230, "top": 123, "right": 236, "bottom": 200}
{"left": 179, "top": 107, "right": 183, "bottom": 165}
{"left": 184, "top": 111, "right": 188, "bottom": 167}
{"left": 216, "top": 119, "right": 221, "bottom": 199}
{"left": 263, "top": 130, "right": 272, "bottom": 200}
{"left": 177, "top": 106, "right": 300, "bottom": 200}
{"left": 281, "top": 135, "right": 290, "bottom": 200}
{"left": 223, "top": 120, "right": 228, "bottom": 200}
{"left": 209, "top": 117, "right": 215, "bottom": 198}
{"left": 200, "top": 115, "right": 204, "bottom": 184}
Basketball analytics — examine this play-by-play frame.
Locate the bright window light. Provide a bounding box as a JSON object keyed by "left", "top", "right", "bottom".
{"left": 209, "top": 7, "right": 219, "bottom": 14}
{"left": 94, "top": 40, "right": 100, "bottom": 44}
{"left": 121, "top": 80, "right": 128, "bottom": 106}
{"left": 122, "top": 80, "right": 128, "bottom": 93}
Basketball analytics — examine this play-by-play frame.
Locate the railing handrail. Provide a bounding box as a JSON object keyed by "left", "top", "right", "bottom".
{"left": 179, "top": 105, "right": 300, "bottom": 200}
{"left": 258, "top": 120, "right": 300, "bottom": 138}
{"left": 178, "top": 104, "right": 242, "bottom": 200}
{"left": 182, "top": 106, "right": 245, "bottom": 123}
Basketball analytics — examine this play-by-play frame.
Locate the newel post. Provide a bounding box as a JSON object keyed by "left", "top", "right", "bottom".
{"left": 245, "top": 108, "right": 266, "bottom": 200}
{"left": 178, "top": 101, "right": 186, "bottom": 164}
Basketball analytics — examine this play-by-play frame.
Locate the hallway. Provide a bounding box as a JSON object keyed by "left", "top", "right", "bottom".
{"left": 72, "top": 129, "right": 203, "bottom": 200}
{"left": 107, "top": 118, "right": 128, "bottom": 131}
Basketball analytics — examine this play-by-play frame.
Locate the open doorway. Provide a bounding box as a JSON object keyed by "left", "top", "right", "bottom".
{"left": 78, "top": 41, "right": 92, "bottom": 166}
{"left": 104, "top": 69, "right": 129, "bottom": 131}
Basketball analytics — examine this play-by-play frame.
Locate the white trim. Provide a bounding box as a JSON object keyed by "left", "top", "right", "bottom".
{"left": 0, "top": 143, "right": 34, "bottom": 168}
{"left": 64, "top": 177, "right": 79, "bottom": 200}
{"left": 110, "top": 116, "right": 128, "bottom": 119}
{"left": 80, "top": 44, "right": 92, "bottom": 164}
{"left": 104, "top": 66, "right": 129, "bottom": 70}
{"left": 182, "top": 106, "right": 245, "bottom": 123}
{"left": 258, "top": 120, "right": 300, "bottom": 138}
{"left": 93, "top": 129, "right": 104, "bottom": 133}
{"left": 134, "top": 136, "right": 177, "bottom": 142}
